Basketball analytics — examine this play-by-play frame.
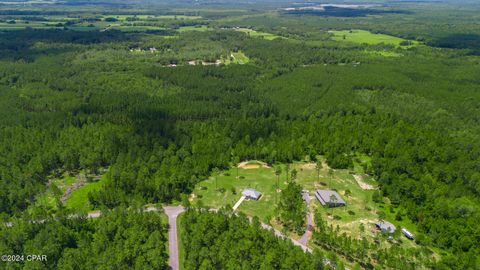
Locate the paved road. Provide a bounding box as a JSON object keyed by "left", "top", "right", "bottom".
{"left": 4, "top": 204, "right": 313, "bottom": 267}
{"left": 163, "top": 206, "right": 185, "bottom": 270}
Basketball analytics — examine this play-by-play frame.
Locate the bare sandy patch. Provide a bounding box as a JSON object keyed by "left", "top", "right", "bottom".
{"left": 237, "top": 160, "right": 271, "bottom": 169}
{"left": 353, "top": 174, "right": 375, "bottom": 190}
{"left": 300, "top": 163, "right": 316, "bottom": 170}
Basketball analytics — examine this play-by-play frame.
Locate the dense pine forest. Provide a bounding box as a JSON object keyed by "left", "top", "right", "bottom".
{"left": 0, "top": 0, "right": 479, "bottom": 269}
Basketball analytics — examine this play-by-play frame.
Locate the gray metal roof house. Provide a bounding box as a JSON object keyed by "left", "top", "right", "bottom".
{"left": 376, "top": 220, "right": 396, "bottom": 233}
{"left": 242, "top": 188, "right": 262, "bottom": 200}
{"left": 315, "top": 190, "right": 346, "bottom": 207}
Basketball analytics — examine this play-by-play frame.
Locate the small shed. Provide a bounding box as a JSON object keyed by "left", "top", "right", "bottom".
{"left": 401, "top": 228, "right": 414, "bottom": 239}
{"left": 315, "top": 190, "right": 346, "bottom": 207}
{"left": 242, "top": 188, "right": 262, "bottom": 200}
{"left": 375, "top": 220, "right": 396, "bottom": 233}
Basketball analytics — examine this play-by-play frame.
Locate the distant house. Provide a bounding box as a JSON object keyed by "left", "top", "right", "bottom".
{"left": 242, "top": 188, "right": 262, "bottom": 200}
{"left": 315, "top": 190, "right": 346, "bottom": 207}
{"left": 401, "top": 228, "right": 414, "bottom": 239}
{"left": 375, "top": 220, "right": 396, "bottom": 233}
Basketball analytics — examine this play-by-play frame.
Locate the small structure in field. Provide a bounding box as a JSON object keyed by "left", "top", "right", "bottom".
{"left": 242, "top": 188, "right": 262, "bottom": 200}
{"left": 401, "top": 228, "right": 414, "bottom": 239}
{"left": 375, "top": 220, "right": 396, "bottom": 233}
{"left": 315, "top": 190, "right": 346, "bottom": 207}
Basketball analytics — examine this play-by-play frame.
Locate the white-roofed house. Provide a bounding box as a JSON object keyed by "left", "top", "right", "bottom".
{"left": 242, "top": 188, "right": 262, "bottom": 200}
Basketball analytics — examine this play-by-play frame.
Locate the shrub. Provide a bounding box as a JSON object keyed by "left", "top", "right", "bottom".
{"left": 333, "top": 215, "right": 342, "bottom": 220}
{"left": 348, "top": 210, "right": 355, "bottom": 216}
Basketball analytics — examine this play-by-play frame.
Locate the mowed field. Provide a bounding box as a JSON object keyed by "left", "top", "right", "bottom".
{"left": 330, "top": 29, "right": 419, "bottom": 47}
{"left": 191, "top": 158, "right": 375, "bottom": 224}
{"left": 191, "top": 158, "right": 423, "bottom": 251}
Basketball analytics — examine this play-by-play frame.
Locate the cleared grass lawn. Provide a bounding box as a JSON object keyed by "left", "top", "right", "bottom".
{"left": 330, "top": 30, "right": 419, "bottom": 47}
{"left": 192, "top": 165, "right": 281, "bottom": 223}
{"left": 235, "top": 28, "right": 283, "bottom": 40}
{"left": 192, "top": 158, "right": 424, "bottom": 253}
{"left": 192, "top": 158, "right": 377, "bottom": 224}
{"left": 64, "top": 174, "right": 107, "bottom": 212}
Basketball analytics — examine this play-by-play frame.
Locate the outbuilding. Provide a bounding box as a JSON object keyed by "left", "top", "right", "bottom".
{"left": 401, "top": 228, "right": 414, "bottom": 239}
{"left": 375, "top": 220, "right": 396, "bottom": 233}
{"left": 242, "top": 188, "right": 262, "bottom": 200}
{"left": 315, "top": 190, "right": 346, "bottom": 207}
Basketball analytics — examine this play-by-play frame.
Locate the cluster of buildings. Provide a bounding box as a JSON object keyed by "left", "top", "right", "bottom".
{"left": 239, "top": 187, "right": 414, "bottom": 240}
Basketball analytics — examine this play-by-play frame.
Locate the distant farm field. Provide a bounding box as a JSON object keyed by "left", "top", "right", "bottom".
{"left": 330, "top": 30, "right": 418, "bottom": 47}
{"left": 235, "top": 28, "right": 283, "bottom": 40}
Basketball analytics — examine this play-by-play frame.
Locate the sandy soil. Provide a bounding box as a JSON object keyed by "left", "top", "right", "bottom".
{"left": 237, "top": 160, "right": 271, "bottom": 169}
{"left": 300, "top": 163, "right": 316, "bottom": 170}
{"left": 353, "top": 174, "right": 375, "bottom": 190}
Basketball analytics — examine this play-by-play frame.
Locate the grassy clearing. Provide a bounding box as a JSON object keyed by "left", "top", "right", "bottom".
{"left": 192, "top": 157, "right": 424, "bottom": 254}
{"left": 192, "top": 165, "right": 280, "bottom": 223}
{"left": 64, "top": 174, "right": 107, "bottom": 212}
{"left": 235, "top": 28, "right": 283, "bottom": 40}
{"left": 330, "top": 30, "right": 419, "bottom": 47}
